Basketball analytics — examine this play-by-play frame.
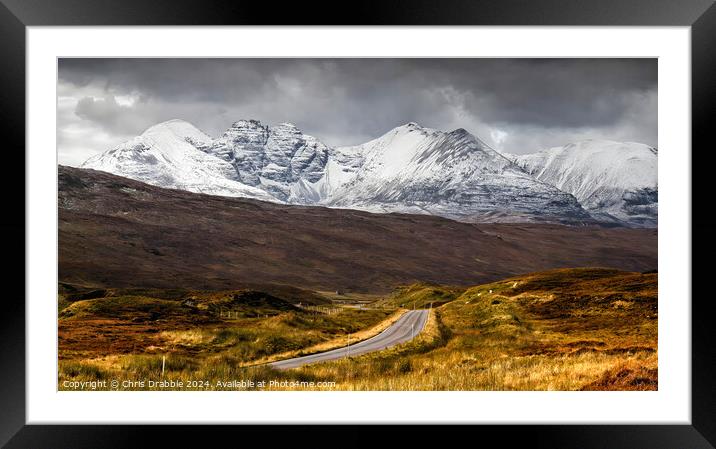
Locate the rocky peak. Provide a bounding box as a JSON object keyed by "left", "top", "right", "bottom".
{"left": 394, "top": 121, "right": 430, "bottom": 133}
{"left": 230, "top": 119, "right": 265, "bottom": 129}
{"left": 449, "top": 128, "right": 469, "bottom": 137}
{"left": 203, "top": 120, "right": 330, "bottom": 200}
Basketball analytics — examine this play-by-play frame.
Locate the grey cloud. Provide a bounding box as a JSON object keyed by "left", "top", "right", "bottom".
{"left": 75, "top": 95, "right": 131, "bottom": 129}
{"left": 57, "top": 58, "right": 657, "bottom": 163}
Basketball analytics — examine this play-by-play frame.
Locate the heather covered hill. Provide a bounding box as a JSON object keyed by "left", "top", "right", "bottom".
{"left": 59, "top": 166, "right": 657, "bottom": 293}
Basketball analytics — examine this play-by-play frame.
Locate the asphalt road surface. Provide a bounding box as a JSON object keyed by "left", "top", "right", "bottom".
{"left": 270, "top": 309, "right": 430, "bottom": 370}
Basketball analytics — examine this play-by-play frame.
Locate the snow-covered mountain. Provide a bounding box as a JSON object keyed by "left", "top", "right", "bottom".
{"left": 81, "top": 119, "right": 657, "bottom": 227}
{"left": 81, "top": 120, "right": 276, "bottom": 202}
{"left": 510, "top": 140, "right": 658, "bottom": 226}
{"left": 203, "top": 119, "right": 330, "bottom": 202}
{"left": 315, "top": 123, "right": 590, "bottom": 223}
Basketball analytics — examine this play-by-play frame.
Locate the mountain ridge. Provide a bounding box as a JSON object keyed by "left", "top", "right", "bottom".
{"left": 509, "top": 139, "right": 658, "bottom": 226}
{"left": 81, "top": 119, "right": 657, "bottom": 227}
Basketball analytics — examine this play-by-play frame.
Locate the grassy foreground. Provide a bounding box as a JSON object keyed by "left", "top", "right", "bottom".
{"left": 276, "top": 268, "right": 657, "bottom": 390}
{"left": 58, "top": 268, "right": 657, "bottom": 391}
{"left": 58, "top": 287, "right": 393, "bottom": 389}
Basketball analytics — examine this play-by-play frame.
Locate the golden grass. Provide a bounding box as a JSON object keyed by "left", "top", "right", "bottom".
{"left": 58, "top": 268, "right": 657, "bottom": 391}
{"left": 58, "top": 290, "right": 396, "bottom": 390}
{"left": 159, "top": 329, "right": 211, "bottom": 346}
{"left": 267, "top": 347, "right": 656, "bottom": 391}
{"left": 262, "top": 268, "right": 657, "bottom": 391}
{"left": 374, "top": 283, "right": 464, "bottom": 309}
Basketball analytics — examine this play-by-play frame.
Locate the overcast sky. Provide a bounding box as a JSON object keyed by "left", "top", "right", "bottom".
{"left": 58, "top": 58, "right": 657, "bottom": 166}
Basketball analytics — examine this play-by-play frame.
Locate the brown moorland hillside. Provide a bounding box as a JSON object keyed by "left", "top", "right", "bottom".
{"left": 59, "top": 166, "right": 657, "bottom": 293}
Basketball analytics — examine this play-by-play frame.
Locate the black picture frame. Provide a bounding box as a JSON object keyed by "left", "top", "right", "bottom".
{"left": 2, "top": 0, "right": 714, "bottom": 447}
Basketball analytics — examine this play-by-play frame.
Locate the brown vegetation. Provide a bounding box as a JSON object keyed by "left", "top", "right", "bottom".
{"left": 59, "top": 166, "right": 657, "bottom": 293}
{"left": 58, "top": 286, "right": 391, "bottom": 363}
{"left": 58, "top": 268, "right": 657, "bottom": 391}
{"left": 265, "top": 268, "right": 657, "bottom": 390}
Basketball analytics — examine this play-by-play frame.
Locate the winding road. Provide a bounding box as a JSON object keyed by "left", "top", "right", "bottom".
{"left": 270, "top": 309, "right": 429, "bottom": 370}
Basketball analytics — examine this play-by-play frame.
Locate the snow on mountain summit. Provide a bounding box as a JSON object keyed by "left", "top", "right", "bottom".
{"left": 511, "top": 139, "right": 658, "bottom": 226}
{"left": 81, "top": 120, "right": 657, "bottom": 226}
{"left": 319, "top": 122, "right": 591, "bottom": 223}
{"left": 81, "top": 119, "right": 277, "bottom": 202}
{"left": 145, "top": 119, "right": 213, "bottom": 146}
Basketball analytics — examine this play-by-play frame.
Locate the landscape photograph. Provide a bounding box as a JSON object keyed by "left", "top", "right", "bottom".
{"left": 57, "top": 58, "right": 658, "bottom": 391}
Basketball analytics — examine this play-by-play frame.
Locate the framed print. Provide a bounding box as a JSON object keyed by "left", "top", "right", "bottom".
{"left": 3, "top": 0, "right": 715, "bottom": 446}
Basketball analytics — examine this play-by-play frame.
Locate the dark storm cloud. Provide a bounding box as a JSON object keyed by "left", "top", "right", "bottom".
{"left": 57, "top": 58, "right": 656, "bottom": 165}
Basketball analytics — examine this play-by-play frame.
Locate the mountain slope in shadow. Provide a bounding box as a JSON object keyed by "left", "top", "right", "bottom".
{"left": 59, "top": 166, "right": 657, "bottom": 293}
